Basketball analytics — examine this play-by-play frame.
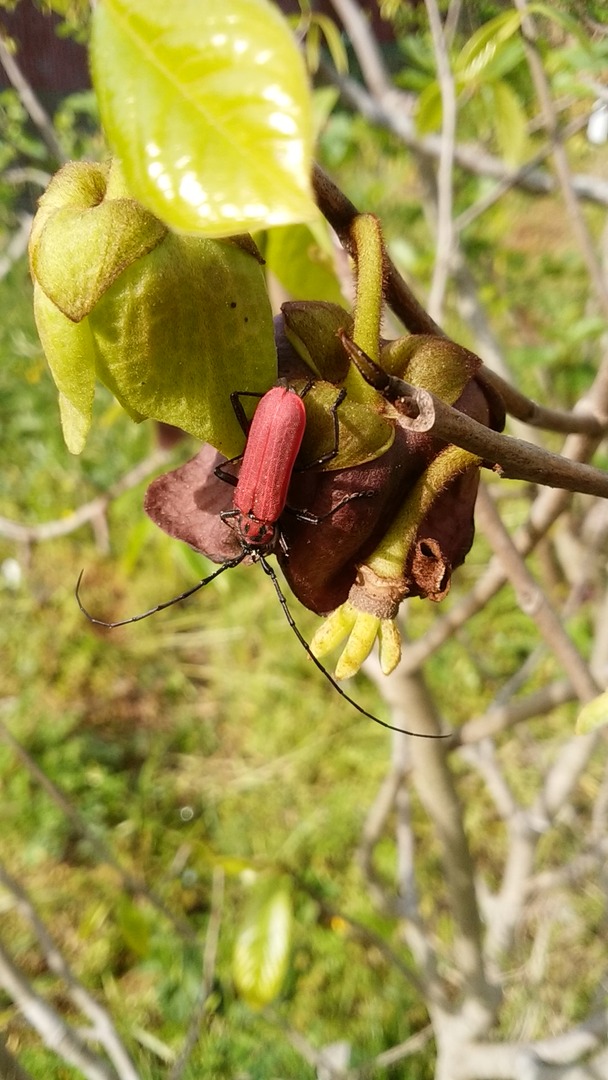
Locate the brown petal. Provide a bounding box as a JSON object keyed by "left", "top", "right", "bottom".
{"left": 144, "top": 444, "right": 243, "bottom": 563}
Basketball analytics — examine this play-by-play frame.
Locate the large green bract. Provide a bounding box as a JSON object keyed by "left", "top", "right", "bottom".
{"left": 91, "top": 0, "right": 317, "bottom": 236}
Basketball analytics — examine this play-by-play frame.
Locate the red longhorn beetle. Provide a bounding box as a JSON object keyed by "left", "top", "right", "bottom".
{"left": 77, "top": 381, "right": 446, "bottom": 738}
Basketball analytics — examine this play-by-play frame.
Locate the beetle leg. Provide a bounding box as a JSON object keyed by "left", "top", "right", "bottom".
{"left": 285, "top": 489, "right": 375, "bottom": 525}
{"left": 229, "top": 390, "right": 265, "bottom": 435}
{"left": 297, "top": 386, "right": 347, "bottom": 472}
{"left": 214, "top": 455, "right": 241, "bottom": 487}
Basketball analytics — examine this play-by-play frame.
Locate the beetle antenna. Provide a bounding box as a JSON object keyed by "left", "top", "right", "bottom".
{"left": 259, "top": 557, "right": 448, "bottom": 739}
{"left": 76, "top": 557, "right": 245, "bottom": 628}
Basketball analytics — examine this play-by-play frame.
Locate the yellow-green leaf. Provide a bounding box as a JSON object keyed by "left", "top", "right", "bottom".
{"left": 576, "top": 692, "right": 608, "bottom": 735}
{"left": 415, "top": 81, "right": 443, "bottom": 134}
{"left": 91, "top": 0, "right": 317, "bottom": 237}
{"left": 455, "top": 11, "right": 524, "bottom": 83}
{"left": 233, "top": 883, "right": 292, "bottom": 1009}
{"left": 264, "top": 222, "right": 344, "bottom": 306}
{"left": 490, "top": 79, "right": 528, "bottom": 166}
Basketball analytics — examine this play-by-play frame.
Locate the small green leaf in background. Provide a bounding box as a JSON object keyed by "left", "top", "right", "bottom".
{"left": 116, "top": 896, "right": 152, "bottom": 957}
{"left": 233, "top": 879, "right": 293, "bottom": 1009}
{"left": 91, "top": 0, "right": 317, "bottom": 237}
{"left": 455, "top": 11, "right": 524, "bottom": 83}
{"left": 415, "top": 81, "right": 444, "bottom": 135}
{"left": 302, "top": 13, "right": 349, "bottom": 76}
{"left": 490, "top": 79, "right": 528, "bottom": 165}
{"left": 263, "top": 222, "right": 344, "bottom": 305}
{"left": 576, "top": 692, "right": 608, "bottom": 735}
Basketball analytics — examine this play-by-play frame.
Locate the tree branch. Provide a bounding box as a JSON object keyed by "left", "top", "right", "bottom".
{"left": 0, "top": 34, "right": 65, "bottom": 162}
{"left": 323, "top": 68, "right": 608, "bottom": 207}
{"left": 424, "top": 0, "right": 458, "bottom": 323}
{"left": 0, "top": 864, "right": 140, "bottom": 1080}
{"left": 475, "top": 487, "right": 599, "bottom": 703}
{"left": 0, "top": 447, "right": 172, "bottom": 543}
{"left": 0, "top": 939, "right": 116, "bottom": 1080}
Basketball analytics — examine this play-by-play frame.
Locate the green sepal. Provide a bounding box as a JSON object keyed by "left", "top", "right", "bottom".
{"left": 30, "top": 161, "right": 277, "bottom": 455}
{"left": 33, "top": 283, "right": 97, "bottom": 454}
{"left": 283, "top": 300, "right": 354, "bottom": 381}
{"left": 31, "top": 199, "right": 167, "bottom": 322}
{"left": 88, "top": 232, "right": 276, "bottom": 454}
{"left": 380, "top": 336, "right": 481, "bottom": 405}
{"left": 296, "top": 379, "right": 394, "bottom": 471}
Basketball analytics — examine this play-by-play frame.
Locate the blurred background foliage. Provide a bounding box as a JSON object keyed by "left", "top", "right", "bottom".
{"left": 1, "top": 1, "right": 607, "bottom": 1077}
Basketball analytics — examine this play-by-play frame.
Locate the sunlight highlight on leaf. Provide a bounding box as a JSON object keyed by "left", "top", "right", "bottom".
{"left": 91, "top": 0, "right": 317, "bottom": 237}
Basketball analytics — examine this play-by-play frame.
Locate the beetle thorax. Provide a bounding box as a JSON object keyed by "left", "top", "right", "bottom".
{"left": 233, "top": 511, "right": 277, "bottom": 551}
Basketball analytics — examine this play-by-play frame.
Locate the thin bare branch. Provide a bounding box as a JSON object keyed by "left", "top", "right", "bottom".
{"left": 478, "top": 368, "right": 607, "bottom": 436}
{"left": 384, "top": 371, "right": 608, "bottom": 498}
{"left": 475, "top": 487, "right": 598, "bottom": 703}
{"left": 450, "top": 1010, "right": 608, "bottom": 1079}
{"left": 0, "top": 447, "right": 173, "bottom": 543}
{"left": 328, "top": 0, "right": 392, "bottom": 98}
{"left": 424, "top": 0, "right": 457, "bottom": 323}
{"left": 0, "top": 865, "right": 140, "bottom": 1080}
{"left": 351, "top": 1026, "right": 434, "bottom": 1079}
{"left": 2, "top": 166, "right": 51, "bottom": 187}
{"left": 455, "top": 680, "right": 575, "bottom": 745}
{"left": 376, "top": 667, "right": 493, "bottom": 1011}
{"left": 320, "top": 68, "right": 608, "bottom": 208}
{"left": 453, "top": 114, "right": 591, "bottom": 233}
{"left": 514, "top": 0, "right": 608, "bottom": 321}
{"left": 0, "top": 213, "right": 32, "bottom": 281}
{"left": 0, "top": 940, "right": 116, "bottom": 1080}
{"left": 535, "top": 729, "right": 601, "bottom": 824}
{"left": 0, "top": 34, "right": 66, "bottom": 162}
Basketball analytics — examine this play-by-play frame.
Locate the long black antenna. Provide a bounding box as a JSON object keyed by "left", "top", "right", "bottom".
{"left": 75, "top": 557, "right": 245, "bottom": 628}
{"left": 258, "top": 556, "right": 448, "bottom": 739}
{"left": 77, "top": 555, "right": 447, "bottom": 738}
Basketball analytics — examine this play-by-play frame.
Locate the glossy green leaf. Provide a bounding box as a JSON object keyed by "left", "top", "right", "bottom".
{"left": 576, "top": 692, "right": 608, "bottom": 735}
{"left": 90, "top": 0, "right": 317, "bottom": 237}
{"left": 233, "top": 882, "right": 292, "bottom": 1009}
{"left": 456, "top": 12, "right": 524, "bottom": 83}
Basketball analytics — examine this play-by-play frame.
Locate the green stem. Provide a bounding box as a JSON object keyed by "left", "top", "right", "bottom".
{"left": 344, "top": 214, "right": 385, "bottom": 404}
{"left": 367, "top": 446, "right": 482, "bottom": 580}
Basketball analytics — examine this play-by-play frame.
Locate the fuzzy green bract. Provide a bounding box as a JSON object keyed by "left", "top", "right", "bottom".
{"left": 30, "top": 161, "right": 277, "bottom": 455}
{"left": 90, "top": 0, "right": 317, "bottom": 237}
